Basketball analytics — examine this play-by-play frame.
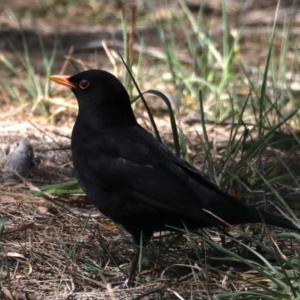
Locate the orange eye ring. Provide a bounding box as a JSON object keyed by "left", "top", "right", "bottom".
{"left": 79, "top": 80, "right": 90, "bottom": 89}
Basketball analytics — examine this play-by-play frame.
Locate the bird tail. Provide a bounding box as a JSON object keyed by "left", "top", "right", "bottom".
{"left": 258, "top": 210, "right": 297, "bottom": 231}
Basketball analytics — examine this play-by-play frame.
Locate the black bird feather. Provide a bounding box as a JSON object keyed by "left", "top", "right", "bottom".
{"left": 50, "top": 69, "right": 296, "bottom": 283}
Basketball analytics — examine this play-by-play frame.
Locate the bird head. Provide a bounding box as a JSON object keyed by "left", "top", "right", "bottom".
{"left": 49, "top": 69, "right": 137, "bottom": 127}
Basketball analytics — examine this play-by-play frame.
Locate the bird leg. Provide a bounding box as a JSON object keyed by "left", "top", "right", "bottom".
{"left": 124, "top": 231, "right": 152, "bottom": 287}
{"left": 124, "top": 248, "right": 140, "bottom": 287}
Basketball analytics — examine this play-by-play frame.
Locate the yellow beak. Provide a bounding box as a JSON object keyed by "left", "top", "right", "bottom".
{"left": 49, "top": 75, "right": 75, "bottom": 89}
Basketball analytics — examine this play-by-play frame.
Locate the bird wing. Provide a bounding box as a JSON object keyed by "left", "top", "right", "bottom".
{"left": 78, "top": 125, "right": 232, "bottom": 224}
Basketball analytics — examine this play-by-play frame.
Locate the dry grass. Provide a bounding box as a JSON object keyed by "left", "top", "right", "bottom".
{"left": 1, "top": 187, "right": 298, "bottom": 299}
{"left": 1, "top": 0, "right": 300, "bottom": 299}
{"left": 0, "top": 111, "right": 299, "bottom": 299}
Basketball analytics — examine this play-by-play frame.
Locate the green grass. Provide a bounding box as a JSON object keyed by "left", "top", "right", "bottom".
{"left": 1, "top": 1, "right": 300, "bottom": 299}
{"left": 0, "top": 31, "right": 57, "bottom": 115}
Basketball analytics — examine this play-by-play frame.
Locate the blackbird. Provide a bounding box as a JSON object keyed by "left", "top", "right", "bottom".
{"left": 50, "top": 69, "right": 296, "bottom": 284}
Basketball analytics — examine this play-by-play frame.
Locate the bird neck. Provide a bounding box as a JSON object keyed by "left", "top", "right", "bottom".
{"left": 77, "top": 104, "right": 138, "bottom": 129}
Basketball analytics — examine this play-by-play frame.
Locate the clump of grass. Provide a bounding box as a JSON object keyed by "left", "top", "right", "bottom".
{"left": 0, "top": 28, "right": 57, "bottom": 115}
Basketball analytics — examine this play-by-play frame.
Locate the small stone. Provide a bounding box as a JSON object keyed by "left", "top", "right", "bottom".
{"left": 3, "top": 140, "right": 34, "bottom": 185}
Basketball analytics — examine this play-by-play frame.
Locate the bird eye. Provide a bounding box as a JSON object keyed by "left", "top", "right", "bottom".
{"left": 79, "top": 80, "right": 90, "bottom": 89}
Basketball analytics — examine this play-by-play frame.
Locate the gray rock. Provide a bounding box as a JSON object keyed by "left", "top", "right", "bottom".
{"left": 3, "top": 140, "right": 34, "bottom": 185}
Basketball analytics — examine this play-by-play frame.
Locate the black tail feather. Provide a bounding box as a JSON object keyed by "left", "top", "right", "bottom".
{"left": 259, "top": 210, "right": 297, "bottom": 231}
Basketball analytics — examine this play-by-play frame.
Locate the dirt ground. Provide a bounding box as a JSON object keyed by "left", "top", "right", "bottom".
{"left": 0, "top": 1, "right": 300, "bottom": 299}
